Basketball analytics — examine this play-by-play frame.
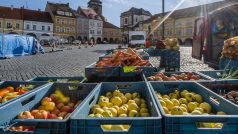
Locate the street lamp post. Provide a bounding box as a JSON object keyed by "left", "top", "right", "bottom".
{"left": 162, "top": 0, "right": 165, "bottom": 40}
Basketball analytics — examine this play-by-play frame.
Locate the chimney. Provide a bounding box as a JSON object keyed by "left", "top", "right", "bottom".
{"left": 11, "top": 5, "right": 14, "bottom": 10}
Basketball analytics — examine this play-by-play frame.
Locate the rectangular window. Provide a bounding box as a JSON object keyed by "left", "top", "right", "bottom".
{"left": 62, "top": 19, "right": 64, "bottom": 24}
{"left": 7, "top": 22, "right": 11, "bottom": 28}
{"left": 71, "top": 27, "right": 74, "bottom": 33}
{"left": 90, "top": 30, "right": 94, "bottom": 34}
{"left": 90, "top": 22, "right": 94, "bottom": 27}
{"left": 124, "top": 18, "right": 128, "bottom": 24}
{"left": 67, "top": 27, "right": 70, "bottom": 33}
{"left": 98, "top": 22, "right": 102, "bottom": 27}
{"left": 97, "top": 30, "right": 101, "bottom": 35}
{"left": 33, "top": 25, "right": 36, "bottom": 30}
{"left": 56, "top": 18, "right": 60, "bottom": 24}
{"left": 48, "top": 26, "right": 51, "bottom": 31}
{"left": 71, "top": 20, "right": 74, "bottom": 25}
{"left": 62, "top": 27, "right": 65, "bottom": 33}
{"left": 68, "top": 20, "right": 70, "bottom": 25}
{"left": 16, "top": 23, "right": 20, "bottom": 29}
{"left": 42, "top": 26, "right": 45, "bottom": 31}
{"left": 56, "top": 27, "right": 60, "bottom": 32}
{"left": 26, "top": 24, "right": 30, "bottom": 30}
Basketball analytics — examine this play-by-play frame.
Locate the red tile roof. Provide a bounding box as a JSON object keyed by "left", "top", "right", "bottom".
{"left": 23, "top": 9, "right": 53, "bottom": 23}
{"left": 103, "top": 21, "right": 119, "bottom": 29}
{"left": 0, "top": 6, "right": 23, "bottom": 20}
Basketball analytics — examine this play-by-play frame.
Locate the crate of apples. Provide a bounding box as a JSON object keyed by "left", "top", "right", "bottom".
{"left": 89, "top": 89, "right": 150, "bottom": 118}
{"left": 147, "top": 72, "right": 204, "bottom": 81}
{"left": 17, "top": 90, "right": 82, "bottom": 120}
{"left": 156, "top": 89, "right": 226, "bottom": 128}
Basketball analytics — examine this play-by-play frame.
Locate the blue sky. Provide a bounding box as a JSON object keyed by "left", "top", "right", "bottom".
{"left": 0, "top": 0, "right": 223, "bottom": 26}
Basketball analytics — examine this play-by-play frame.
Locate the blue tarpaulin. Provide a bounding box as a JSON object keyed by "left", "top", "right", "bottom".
{"left": 0, "top": 34, "right": 44, "bottom": 58}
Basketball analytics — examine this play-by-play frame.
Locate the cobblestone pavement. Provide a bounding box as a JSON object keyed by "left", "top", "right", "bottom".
{"left": 0, "top": 45, "right": 213, "bottom": 81}
{"left": 0, "top": 45, "right": 117, "bottom": 81}
{"left": 150, "top": 46, "right": 214, "bottom": 72}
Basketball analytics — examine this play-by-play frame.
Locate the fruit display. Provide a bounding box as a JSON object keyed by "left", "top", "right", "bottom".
{"left": 0, "top": 85, "right": 35, "bottom": 103}
{"left": 47, "top": 79, "right": 81, "bottom": 83}
{"left": 155, "top": 89, "right": 225, "bottom": 128}
{"left": 221, "top": 36, "right": 238, "bottom": 59}
{"left": 156, "top": 89, "right": 226, "bottom": 128}
{"left": 9, "top": 126, "right": 35, "bottom": 132}
{"left": 89, "top": 90, "right": 150, "bottom": 118}
{"left": 147, "top": 72, "right": 202, "bottom": 81}
{"left": 17, "top": 90, "right": 82, "bottom": 120}
{"left": 96, "top": 48, "right": 151, "bottom": 67}
{"left": 164, "top": 38, "right": 180, "bottom": 51}
{"left": 221, "top": 90, "right": 238, "bottom": 105}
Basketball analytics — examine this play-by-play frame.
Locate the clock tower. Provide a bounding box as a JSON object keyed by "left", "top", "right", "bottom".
{"left": 88, "top": 0, "right": 102, "bottom": 16}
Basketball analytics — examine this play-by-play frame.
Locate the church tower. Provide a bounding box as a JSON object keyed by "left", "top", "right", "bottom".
{"left": 88, "top": 0, "right": 102, "bottom": 16}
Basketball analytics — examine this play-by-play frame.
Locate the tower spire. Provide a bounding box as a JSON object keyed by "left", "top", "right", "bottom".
{"left": 88, "top": 0, "right": 102, "bottom": 16}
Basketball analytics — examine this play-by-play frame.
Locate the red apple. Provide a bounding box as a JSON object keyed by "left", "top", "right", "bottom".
{"left": 50, "top": 94, "right": 58, "bottom": 102}
{"left": 51, "top": 108, "right": 60, "bottom": 115}
{"left": 56, "top": 102, "right": 64, "bottom": 109}
{"left": 47, "top": 114, "right": 58, "bottom": 119}
{"left": 61, "top": 106, "right": 71, "bottom": 112}
{"left": 41, "top": 97, "right": 52, "bottom": 106}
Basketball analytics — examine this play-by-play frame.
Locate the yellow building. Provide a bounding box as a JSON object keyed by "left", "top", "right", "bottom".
{"left": 0, "top": 6, "right": 24, "bottom": 35}
{"left": 133, "top": 1, "right": 226, "bottom": 45}
{"left": 103, "top": 21, "right": 121, "bottom": 43}
{"left": 45, "top": 2, "right": 77, "bottom": 42}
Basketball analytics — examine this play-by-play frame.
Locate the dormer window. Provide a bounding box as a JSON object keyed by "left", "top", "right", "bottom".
{"left": 57, "top": 11, "right": 65, "bottom": 15}
{"left": 65, "top": 12, "right": 70, "bottom": 16}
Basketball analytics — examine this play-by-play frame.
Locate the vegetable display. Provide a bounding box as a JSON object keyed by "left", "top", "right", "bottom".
{"left": 221, "top": 36, "right": 238, "bottom": 59}
{"left": 96, "top": 48, "right": 150, "bottom": 67}
{"left": 0, "top": 85, "right": 34, "bottom": 103}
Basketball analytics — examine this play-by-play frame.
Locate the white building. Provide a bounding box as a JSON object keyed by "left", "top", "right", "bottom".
{"left": 23, "top": 9, "right": 53, "bottom": 39}
{"left": 79, "top": 7, "right": 103, "bottom": 43}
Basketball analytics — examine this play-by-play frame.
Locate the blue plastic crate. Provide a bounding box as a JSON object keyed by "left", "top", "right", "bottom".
{"left": 85, "top": 62, "right": 120, "bottom": 78}
{"left": 164, "top": 50, "right": 180, "bottom": 68}
{"left": 144, "top": 48, "right": 155, "bottom": 56}
{"left": 219, "top": 58, "right": 238, "bottom": 70}
{"left": 199, "top": 80, "right": 238, "bottom": 106}
{"left": 149, "top": 81, "right": 238, "bottom": 134}
{"left": 27, "top": 76, "right": 85, "bottom": 83}
{"left": 0, "top": 81, "right": 49, "bottom": 108}
{"left": 82, "top": 74, "right": 144, "bottom": 83}
{"left": 143, "top": 72, "right": 213, "bottom": 82}
{"left": 198, "top": 70, "right": 238, "bottom": 80}
{"left": 70, "top": 82, "right": 162, "bottom": 134}
{"left": 0, "top": 83, "right": 98, "bottom": 134}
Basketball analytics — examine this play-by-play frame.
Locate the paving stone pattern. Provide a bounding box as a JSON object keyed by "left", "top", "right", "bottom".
{"left": 0, "top": 45, "right": 213, "bottom": 81}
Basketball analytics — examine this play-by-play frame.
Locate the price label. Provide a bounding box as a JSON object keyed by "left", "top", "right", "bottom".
{"left": 123, "top": 66, "right": 137, "bottom": 73}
